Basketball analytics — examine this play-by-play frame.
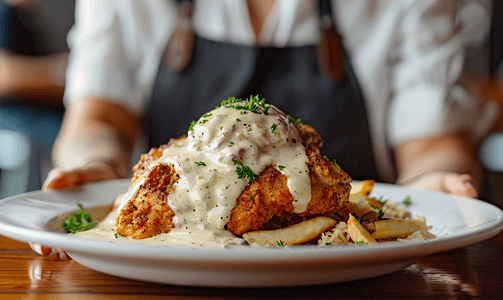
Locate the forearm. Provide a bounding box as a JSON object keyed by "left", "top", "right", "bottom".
{"left": 52, "top": 97, "right": 142, "bottom": 178}
{"left": 395, "top": 131, "right": 481, "bottom": 191}
{"left": 0, "top": 50, "right": 68, "bottom": 99}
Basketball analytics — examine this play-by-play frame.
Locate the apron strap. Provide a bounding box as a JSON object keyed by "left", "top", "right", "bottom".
{"left": 317, "top": 0, "right": 345, "bottom": 83}
{"left": 164, "top": 0, "right": 195, "bottom": 72}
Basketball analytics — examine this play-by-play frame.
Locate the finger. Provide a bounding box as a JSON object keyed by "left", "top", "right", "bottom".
{"left": 42, "top": 169, "right": 79, "bottom": 191}
{"left": 43, "top": 162, "right": 119, "bottom": 191}
{"left": 29, "top": 242, "right": 71, "bottom": 260}
{"left": 442, "top": 174, "right": 478, "bottom": 198}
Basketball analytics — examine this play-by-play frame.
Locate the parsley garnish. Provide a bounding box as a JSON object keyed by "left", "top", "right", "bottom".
{"left": 236, "top": 118, "right": 241, "bottom": 122}
{"left": 189, "top": 120, "right": 197, "bottom": 131}
{"left": 229, "top": 142, "right": 235, "bottom": 147}
{"left": 378, "top": 209, "right": 385, "bottom": 218}
{"left": 402, "top": 196, "right": 411, "bottom": 205}
{"left": 322, "top": 155, "right": 341, "bottom": 170}
{"left": 288, "top": 115, "right": 303, "bottom": 125}
{"left": 249, "top": 193, "right": 253, "bottom": 201}
{"left": 199, "top": 119, "right": 209, "bottom": 125}
{"left": 333, "top": 158, "right": 341, "bottom": 170}
{"left": 236, "top": 165, "right": 258, "bottom": 182}
{"left": 195, "top": 161, "right": 206, "bottom": 166}
{"left": 201, "top": 113, "right": 212, "bottom": 118}
{"left": 271, "top": 123, "right": 277, "bottom": 133}
{"left": 114, "top": 233, "right": 119, "bottom": 239}
{"left": 233, "top": 160, "right": 258, "bottom": 182}
{"left": 354, "top": 241, "right": 368, "bottom": 245}
{"left": 372, "top": 196, "right": 388, "bottom": 205}
{"left": 325, "top": 242, "right": 332, "bottom": 246}
{"left": 220, "top": 95, "right": 270, "bottom": 115}
{"left": 278, "top": 165, "right": 285, "bottom": 171}
{"left": 356, "top": 216, "right": 362, "bottom": 224}
{"left": 277, "top": 240, "right": 285, "bottom": 246}
{"left": 62, "top": 203, "right": 98, "bottom": 234}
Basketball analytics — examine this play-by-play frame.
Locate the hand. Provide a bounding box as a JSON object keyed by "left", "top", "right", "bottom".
{"left": 402, "top": 171, "right": 478, "bottom": 198}
{"left": 43, "top": 160, "right": 121, "bottom": 191}
{"left": 29, "top": 242, "right": 70, "bottom": 260}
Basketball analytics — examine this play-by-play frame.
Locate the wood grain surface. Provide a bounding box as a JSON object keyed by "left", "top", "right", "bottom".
{"left": 1, "top": 231, "right": 502, "bottom": 299}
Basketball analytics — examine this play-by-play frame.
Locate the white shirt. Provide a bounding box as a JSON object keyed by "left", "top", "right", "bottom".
{"left": 64, "top": 0, "right": 487, "bottom": 182}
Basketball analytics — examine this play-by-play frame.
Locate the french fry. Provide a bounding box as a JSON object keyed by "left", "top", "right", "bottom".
{"left": 350, "top": 180, "right": 375, "bottom": 196}
{"left": 349, "top": 180, "right": 383, "bottom": 214}
{"left": 366, "top": 196, "right": 384, "bottom": 209}
{"left": 346, "top": 194, "right": 378, "bottom": 221}
{"left": 242, "top": 216, "right": 336, "bottom": 246}
{"left": 368, "top": 219, "right": 436, "bottom": 239}
{"left": 347, "top": 214, "right": 377, "bottom": 244}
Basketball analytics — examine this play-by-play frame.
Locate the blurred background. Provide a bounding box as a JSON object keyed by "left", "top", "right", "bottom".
{"left": 0, "top": 0, "right": 501, "bottom": 206}
{"left": 0, "top": 0, "right": 74, "bottom": 199}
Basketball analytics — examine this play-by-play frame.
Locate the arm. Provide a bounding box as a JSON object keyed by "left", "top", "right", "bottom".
{"left": 43, "top": 96, "right": 142, "bottom": 190}
{"left": 0, "top": 50, "right": 68, "bottom": 103}
{"left": 395, "top": 132, "right": 480, "bottom": 198}
{"left": 387, "top": 1, "right": 482, "bottom": 198}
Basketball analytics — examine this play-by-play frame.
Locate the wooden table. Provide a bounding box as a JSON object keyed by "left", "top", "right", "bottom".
{"left": 1, "top": 231, "right": 502, "bottom": 299}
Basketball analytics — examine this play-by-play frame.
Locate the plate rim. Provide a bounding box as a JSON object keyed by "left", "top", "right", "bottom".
{"left": 0, "top": 178, "right": 502, "bottom": 264}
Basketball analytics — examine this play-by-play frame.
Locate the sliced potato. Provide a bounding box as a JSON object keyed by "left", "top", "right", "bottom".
{"left": 346, "top": 194, "right": 378, "bottom": 221}
{"left": 347, "top": 214, "right": 377, "bottom": 244}
{"left": 366, "top": 196, "right": 384, "bottom": 209}
{"left": 370, "top": 219, "right": 436, "bottom": 239}
{"left": 242, "top": 216, "right": 336, "bottom": 246}
{"left": 350, "top": 180, "right": 375, "bottom": 196}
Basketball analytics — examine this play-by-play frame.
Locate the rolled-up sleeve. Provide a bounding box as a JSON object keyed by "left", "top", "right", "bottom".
{"left": 64, "top": 0, "right": 176, "bottom": 115}
{"left": 64, "top": 1, "right": 136, "bottom": 110}
{"left": 387, "top": 0, "right": 478, "bottom": 147}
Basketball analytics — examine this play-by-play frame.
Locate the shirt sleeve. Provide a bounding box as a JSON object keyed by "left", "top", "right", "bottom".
{"left": 386, "top": 0, "right": 480, "bottom": 147}
{"left": 63, "top": 0, "right": 150, "bottom": 115}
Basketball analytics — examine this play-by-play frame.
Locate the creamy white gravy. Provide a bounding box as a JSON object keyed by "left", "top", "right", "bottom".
{"left": 78, "top": 103, "right": 311, "bottom": 247}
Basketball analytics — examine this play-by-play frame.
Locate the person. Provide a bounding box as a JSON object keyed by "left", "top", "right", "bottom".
{"left": 43, "top": 0, "right": 488, "bottom": 198}
{"left": 0, "top": 0, "right": 75, "bottom": 198}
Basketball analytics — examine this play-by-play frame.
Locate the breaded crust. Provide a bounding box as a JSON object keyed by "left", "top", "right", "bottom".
{"left": 116, "top": 126, "right": 351, "bottom": 239}
{"left": 114, "top": 163, "right": 180, "bottom": 239}
{"left": 226, "top": 149, "right": 351, "bottom": 235}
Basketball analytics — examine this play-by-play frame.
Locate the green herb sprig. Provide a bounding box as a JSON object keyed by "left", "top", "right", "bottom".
{"left": 372, "top": 196, "right": 388, "bottom": 205}
{"left": 287, "top": 115, "right": 303, "bottom": 125}
{"left": 62, "top": 203, "right": 98, "bottom": 234}
{"left": 220, "top": 95, "right": 271, "bottom": 115}
{"left": 322, "top": 155, "right": 341, "bottom": 170}
{"left": 271, "top": 123, "right": 277, "bottom": 133}
{"left": 233, "top": 160, "right": 258, "bottom": 183}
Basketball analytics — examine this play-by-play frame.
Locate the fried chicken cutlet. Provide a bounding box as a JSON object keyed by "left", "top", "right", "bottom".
{"left": 114, "top": 96, "right": 351, "bottom": 243}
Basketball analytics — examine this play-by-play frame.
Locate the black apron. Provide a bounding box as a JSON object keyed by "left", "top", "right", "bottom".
{"left": 147, "top": 0, "right": 379, "bottom": 181}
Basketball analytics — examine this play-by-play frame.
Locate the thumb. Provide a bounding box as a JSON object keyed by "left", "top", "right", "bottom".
{"left": 43, "top": 161, "right": 120, "bottom": 191}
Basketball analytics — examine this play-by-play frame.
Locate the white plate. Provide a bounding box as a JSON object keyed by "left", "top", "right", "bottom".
{"left": 1, "top": 179, "right": 502, "bottom": 287}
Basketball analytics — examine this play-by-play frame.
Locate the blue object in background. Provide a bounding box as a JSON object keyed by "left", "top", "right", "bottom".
{"left": 0, "top": 1, "right": 73, "bottom": 198}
